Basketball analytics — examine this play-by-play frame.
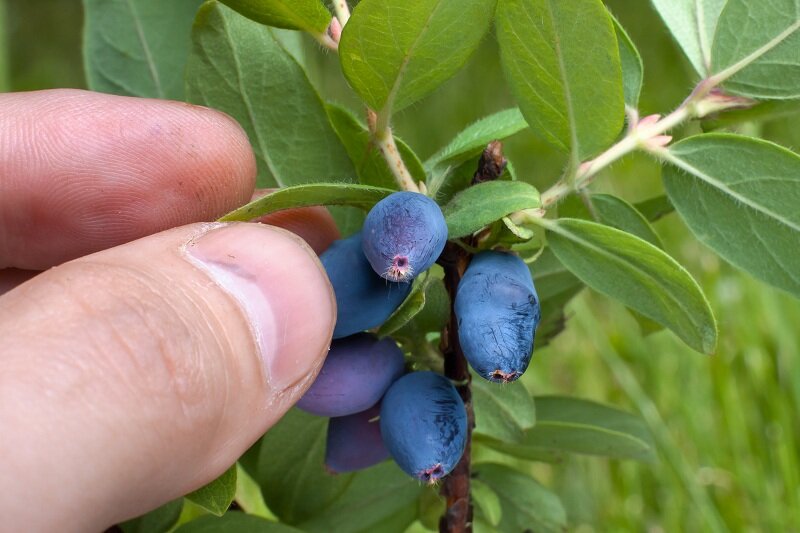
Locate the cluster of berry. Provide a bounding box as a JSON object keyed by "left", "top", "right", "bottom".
{"left": 297, "top": 191, "right": 541, "bottom": 483}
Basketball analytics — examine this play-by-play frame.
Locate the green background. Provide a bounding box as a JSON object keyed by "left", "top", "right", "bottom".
{"left": 3, "top": 0, "right": 799, "bottom": 530}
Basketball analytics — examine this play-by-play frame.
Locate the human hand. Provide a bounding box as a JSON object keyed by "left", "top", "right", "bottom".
{"left": 0, "top": 90, "right": 337, "bottom": 531}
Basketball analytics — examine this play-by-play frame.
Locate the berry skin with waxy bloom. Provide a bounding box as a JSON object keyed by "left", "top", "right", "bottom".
{"left": 379, "top": 371, "right": 467, "bottom": 483}
{"left": 455, "top": 250, "right": 540, "bottom": 383}
{"left": 325, "top": 404, "right": 389, "bottom": 474}
{"left": 361, "top": 191, "right": 448, "bottom": 283}
{"left": 320, "top": 231, "right": 412, "bottom": 339}
{"left": 296, "top": 333, "right": 404, "bottom": 418}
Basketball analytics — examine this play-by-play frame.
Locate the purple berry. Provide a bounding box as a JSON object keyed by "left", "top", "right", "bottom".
{"left": 380, "top": 371, "right": 467, "bottom": 483}
{"left": 297, "top": 333, "right": 405, "bottom": 417}
{"left": 321, "top": 232, "right": 412, "bottom": 339}
{"left": 455, "top": 251, "right": 540, "bottom": 383}
{"left": 325, "top": 404, "right": 389, "bottom": 473}
{"left": 362, "top": 192, "right": 448, "bottom": 282}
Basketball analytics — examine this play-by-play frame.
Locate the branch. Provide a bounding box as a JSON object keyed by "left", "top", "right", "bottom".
{"left": 371, "top": 115, "right": 421, "bottom": 192}
{"left": 438, "top": 242, "right": 473, "bottom": 533}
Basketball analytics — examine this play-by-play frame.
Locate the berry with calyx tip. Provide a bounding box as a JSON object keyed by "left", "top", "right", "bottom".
{"left": 325, "top": 404, "right": 389, "bottom": 473}
{"left": 455, "top": 251, "right": 540, "bottom": 383}
{"left": 380, "top": 371, "right": 467, "bottom": 483}
{"left": 321, "top": 232, "right": 412, "bottom": 339}
{"left": 297, "top": 333, "right": 404, "bottom": 417}
{"left": 362, "top": 191, "right": 448, "bottom": 283}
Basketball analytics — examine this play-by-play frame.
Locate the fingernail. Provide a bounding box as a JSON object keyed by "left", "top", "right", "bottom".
{"left": 185, "top": 223, "right": 335, "bottom": 391}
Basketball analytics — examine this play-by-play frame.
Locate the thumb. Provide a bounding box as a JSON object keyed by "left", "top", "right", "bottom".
{"left": 0, "top": 223, "right": 335, "bottom": 531}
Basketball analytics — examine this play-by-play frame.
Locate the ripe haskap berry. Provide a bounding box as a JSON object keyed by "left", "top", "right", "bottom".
{"left": 321, "top": 232, "right": 412, "bottom": 339}
{"left": 455, "top": 251, "right": 540, "bottom": 383}
{"left": 297, "top": 333, "right": 404, "bottom": 417}
{"left": 380, "top": 371, "right": 467, "bottom": 483}
{"left": 362, "top": 191, "right": 448, "bottom": 282}
{"left": 325, "top": 404, "right": 389, "bottom": 473}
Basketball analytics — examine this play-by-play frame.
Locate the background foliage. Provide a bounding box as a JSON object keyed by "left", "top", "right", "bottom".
{"left": 4, "top": 0, "right": 800, "bottom": 530}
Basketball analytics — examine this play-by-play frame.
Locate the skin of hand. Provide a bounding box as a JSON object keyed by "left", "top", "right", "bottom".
{"left": 0, "top": 89, "right": 338, "bottom": 532}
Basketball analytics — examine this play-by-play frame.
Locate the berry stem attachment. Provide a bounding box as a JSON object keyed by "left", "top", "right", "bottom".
{"left": 438, "top": 241, "right": 474, "bottom": 533}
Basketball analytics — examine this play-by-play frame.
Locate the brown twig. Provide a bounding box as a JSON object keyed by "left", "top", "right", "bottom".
{"left": 438, "top": 242, "right": 473, "bottom": 533}
{"left": 438, "top": 141, "right": 507, "bottom": 533}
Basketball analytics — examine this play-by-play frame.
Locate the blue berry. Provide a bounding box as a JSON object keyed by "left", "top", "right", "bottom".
{"left": 455, "top": 251, "right": 540, "bottom": 383}
{"left": 380, "top": 371, "right": 467, "bottom": 483}
{"left": 325, "top": 404, "right": 389, "bottom": 473}
{"left": 321, "top": 232, "right": 412, "bottom": 339}
{"left": 362, "top": 192, "right": 448, "bottom": 282}
{"left": 297, "top": 333, "right": 405, "bottom": 417}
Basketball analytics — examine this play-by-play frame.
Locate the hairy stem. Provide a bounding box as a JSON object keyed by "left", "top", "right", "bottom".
{"left": 374, "top": 126, "right": 421, "bottom": 192}
{"left": 438, "top": 242, "right": 473, "bottom": 533}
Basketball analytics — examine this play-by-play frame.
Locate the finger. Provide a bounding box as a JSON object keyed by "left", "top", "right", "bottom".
{"left": 250, "top": 189, "right": 341, "bottom": 255}
{"left": 0, "top": 223, "right": 335, "bottom": 531}
{"left": 0, "top": 89, "right": 256, "bottom": 270}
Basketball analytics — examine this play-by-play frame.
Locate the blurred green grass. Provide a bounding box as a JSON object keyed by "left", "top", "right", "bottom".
{"left": 4, "top": 0, "right": 799, "bottom": 530}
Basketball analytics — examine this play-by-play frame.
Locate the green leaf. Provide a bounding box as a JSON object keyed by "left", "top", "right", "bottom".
{"left": 83, "top": 0, "right": 203, "bottom": 99}
{"left": 339, "top": 0, "right": 497, "bottom": 121}
{"left": 219, "top": 0, "right": 331, "bottom": 34}
{"left": 649, "top": 0, "right": 726, "bottom": 76}
{"left": 634, "top": 194, "right": 674, "bottom": 222}
{"left": 610, "top": 13, "right": 643, "bottom": 107}
{"left": 662, "top": 133, "right": 800, "bottom": 299}
{"left": 496, "top": 0, "right": 624, "bottom": 160}
{"left": 529, "top": 247, "right": 584, "bottom": 346}
{"left": 395, "top": 273, "right": 450, "bottom": 337}
{"left": 473, "top": 379, "right": 536, "bottom": 444}
{"left": 185, "top": 464, "right": 237, "bottom": 516}
{"left": 326, "top": 104, "right": 425, "bottom": 189}
{"left": 120, "top": 500, "right": 183, "bottom": 533}
{"left": 424, "top": 108, "right": 528, "bottom": 172}
{"left": 416, "top": 488, "right": 446, "bottom": 531}
{"left": 174, "top": 513, "right": 303, "bottom": 533}
{"left": 256, "top": 409, "right": 353, "bottom": 524}
{"left": 255, "top": 409, "right": 421, "bottom": 528}
{"left": 378, "top": 276, "right": 444, "bottom": 337}
{"left": 442, "top": 181, "right": 541, "bottom": 238}
{"left": 218, "top": 183, "right": 394, "bottom": 222}
{"left": 711, "top": 0, "right": 800, "bottom": 99}
{"left": 592, "top": 194, "right": 664, "bottom": 248}
{"left": 471, "top": 479, "right": 502, "bottom": 527}
{"left": 475, "top": 464, "right": 567, "bottom": 533}
{"left": 299, "top": 462, "right": 422, "bottom": 533}
{"left": 488, "top": 395, "right": 656, "bottom": 461}
{"left": 186, "top": 2, "right": 354, "bottom": 187}
{"left": 543, "top": 218, "right": 717, "bottom": 353}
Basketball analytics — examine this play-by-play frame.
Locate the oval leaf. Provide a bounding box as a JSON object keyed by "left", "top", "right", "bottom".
{"left": 424, "top": 108, "right": 528, "bottom": 172}
{"left": 711, "top": 0, "right": 800, "bottom": 99}
{"left": 219, "top": 0, "right": 331, "bottom": 34}
{"left": 120, "top": 500, "right": 183, "bottom": 533}
{"left": 474, "top": 464, "right": 567, "bottom": 533}
{"left": 471, "top": 479, "right": 503, "bottom": 527}
{"left": 529, "top": 247, "right": 584, "bottom": 346}
{"left": 544, "top": 218, "right": 717, "bottom": 353}
{"left": 473, "top": 379, "right": 536, "bottom": 444}
{"left": 185, "top": 464, "right": 237, "bottom": 516}
{"left": 218, "top": 183, "right": 394, "bottom": 221}
{"left": 339, "top": 0, "right": 497, "bottom": 118}
{"left": 442, "top": 181, "right": 541, "bottom": 238}
{"left": 83, "top": 0, "right": 203, "bottom": 99}
{"left": 650, "top": 0, "right": 726, "bottom": 76}
{"left": 662, "top": 134, "right": 800, "bottom": 298}
{"left": 610, "top": 14, "right": 643, "bottom": 107}
{"left": 496, "top": 0, "right": 624, "bottom": 159}
{"left": 186, "top": 2, "right": 354, "bottom": 187}
{"left": 377, "top": 276, "right": 445, "bottom": 337}
{"left": 487, "top": 395, "right": 656, "bottom": 461}
{"left": 592, "top": 194, "right": 664, "bottom": 248}
{"left": 326, "top": 104, "right": 425, "bottom": 189}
